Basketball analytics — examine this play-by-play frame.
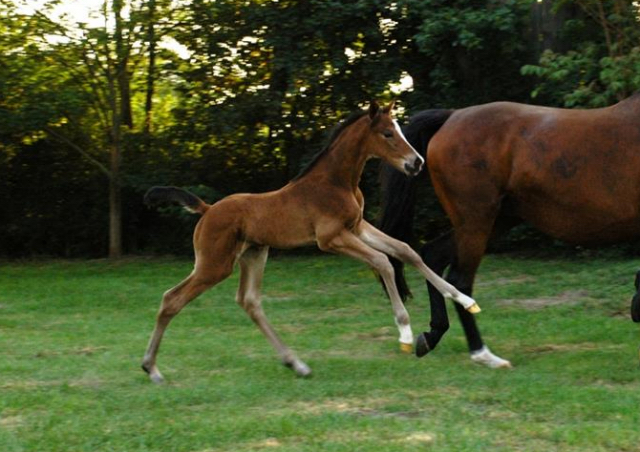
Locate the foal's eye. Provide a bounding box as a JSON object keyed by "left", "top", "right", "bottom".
{"left": 382, "top": 130, "right": 393, "bottom": 139}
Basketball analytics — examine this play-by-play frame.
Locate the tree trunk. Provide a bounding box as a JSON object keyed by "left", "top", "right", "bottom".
{"left": 108, "top": 157, "right": 122, "bottom": 259}
{"left": 144, "top": 0, "right": 157, "bottom": 139}
{"left": 114, "top": 0, "right": 133, "bottom": 129}
{"left": 107, "top": 0, "right": 128, "bottom": 258}
{"left": 108, "top": 73, "right": 123, "bottom": 258}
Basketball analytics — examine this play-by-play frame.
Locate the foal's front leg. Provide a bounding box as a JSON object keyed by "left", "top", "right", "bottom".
{"left": 318, "top": 230, "right": 413, "bottom": 352}
{"left": 358, "top": 221, "right": 480, "bottom": 313}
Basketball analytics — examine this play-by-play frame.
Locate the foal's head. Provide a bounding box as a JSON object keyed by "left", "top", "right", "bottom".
{"left": 364, "top": 100, "right": 424, "bottom": 176}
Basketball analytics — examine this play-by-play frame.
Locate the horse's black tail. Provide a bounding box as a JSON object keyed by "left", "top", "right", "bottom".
{"left": 378, "top": 109, "right": 454, "bottom": 301}
{"left": 144, "top": 186, "right": 209, "bottom": 215}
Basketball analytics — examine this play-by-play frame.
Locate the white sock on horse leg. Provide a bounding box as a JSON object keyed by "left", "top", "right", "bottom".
{"left": 470, "top": 346, "right": 512, "bottom": 369}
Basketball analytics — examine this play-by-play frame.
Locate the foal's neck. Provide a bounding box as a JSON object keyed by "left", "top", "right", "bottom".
{"left": 314, "top": 122, "right": 370, "bottom": 191}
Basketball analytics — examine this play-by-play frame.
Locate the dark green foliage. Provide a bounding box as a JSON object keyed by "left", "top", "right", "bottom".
{"left": 400, "top": 0, "right": 535, "bottom": 108}
{"left": 522, "top": 0, "right": 640, "bottom": 107}
{"left": 6, "top": 0, "right": 640, "bottom": 257}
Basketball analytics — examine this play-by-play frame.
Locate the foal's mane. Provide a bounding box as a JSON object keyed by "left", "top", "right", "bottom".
{"left": 291, "top": 110, "right": 368, "bottom": 182}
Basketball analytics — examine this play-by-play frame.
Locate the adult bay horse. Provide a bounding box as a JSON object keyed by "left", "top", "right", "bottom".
{"left": 141, "top": 101, "right": 480, "bottom": 383}
{"left": 379, "top": 93, "right": 640, "bottom": 368}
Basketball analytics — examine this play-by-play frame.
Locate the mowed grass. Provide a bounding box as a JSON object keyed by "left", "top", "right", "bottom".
{"left": 1, "top": 254, "right": 639, "bottom": 452}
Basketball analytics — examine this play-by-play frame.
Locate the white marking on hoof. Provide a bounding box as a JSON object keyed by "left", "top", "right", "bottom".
{"left": 397, "top": 322, "right": 414, "bottom": 346}
{"left": 143, "top": 363, "right": 165, "bottom": 384}
{"left": 150, "top": 372, "right": 165, "bottom": 384}
{"left": 470, "top": 346, "right": 512, "bottom": 369}
{"left": 292, "top": 360, "right": 312, "bottom": 378}
{"left": 454, "top": 293, "right": 479, "bottom": 312}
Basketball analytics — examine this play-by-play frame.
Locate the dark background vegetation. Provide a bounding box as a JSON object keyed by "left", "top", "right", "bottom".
{"left": 2, "top": 0, "right": 640, "bottom": 258}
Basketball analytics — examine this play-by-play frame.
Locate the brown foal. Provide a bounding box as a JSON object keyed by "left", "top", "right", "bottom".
{"left": 142, "top": 101, "right": 479, "bottom": 382}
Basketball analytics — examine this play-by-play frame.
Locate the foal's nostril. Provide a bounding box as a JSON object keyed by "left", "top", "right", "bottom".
{"left": 404, "top": 158, "right": 423, "bottom": 176}
{"left": 405, "top": 157, "right": 423, "bottom": 175}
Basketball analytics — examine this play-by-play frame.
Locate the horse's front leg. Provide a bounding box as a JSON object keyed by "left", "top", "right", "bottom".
{"left": 357, "top": 221, "right": 480, "bottom": 314}
{"left": 318, "top": 230, "right": 413, "bottom": 353}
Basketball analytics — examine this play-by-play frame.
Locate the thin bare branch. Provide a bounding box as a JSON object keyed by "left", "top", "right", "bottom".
{"left": 44, "top": 126, "right": 111, "bottom": 178}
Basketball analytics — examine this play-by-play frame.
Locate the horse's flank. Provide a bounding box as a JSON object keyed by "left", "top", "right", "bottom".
{"left": 429, "top": 95, "right": 640, "bottom": 245}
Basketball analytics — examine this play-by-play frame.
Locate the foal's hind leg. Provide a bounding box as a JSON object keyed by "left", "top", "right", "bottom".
{"left": 236, "top": 246, "right": 311, "bottom": 377}
{"left": 142, "top": 258, "right": 234, "bottom": 383}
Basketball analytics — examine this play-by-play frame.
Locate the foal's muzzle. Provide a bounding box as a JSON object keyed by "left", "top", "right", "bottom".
{"left": 404, "top": 157, "right": 424, "bottom": 177}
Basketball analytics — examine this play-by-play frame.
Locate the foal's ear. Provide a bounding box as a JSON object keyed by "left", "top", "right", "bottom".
{"left": 368, "top": 100, "right": 381, "bottom": 120}
{"left": 382, "top": 100, "right": 396, "bottom": 114}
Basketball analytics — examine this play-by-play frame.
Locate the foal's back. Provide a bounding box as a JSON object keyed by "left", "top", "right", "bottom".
{"left": 195, "top": 175, "right": 361, "bottom": 250}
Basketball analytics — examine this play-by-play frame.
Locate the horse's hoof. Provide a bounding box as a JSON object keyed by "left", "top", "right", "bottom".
{"left": 631, "top": 293, "right": 640, "bottom": 323}
{"left": 400, "top": 342, "right": 413, "bottom": 354}
{"left": 470, "top": 346, "right": 513, "bottom": 369}
{"left": 415, "top": 333, "right": 431, "bottom": 358}
{"left": 466, "top": 303, "right": 481, "bottom": 314}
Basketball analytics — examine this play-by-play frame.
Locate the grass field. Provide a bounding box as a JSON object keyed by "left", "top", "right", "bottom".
{"left": 1, "top": 253, "right": 639, "bottom": 451}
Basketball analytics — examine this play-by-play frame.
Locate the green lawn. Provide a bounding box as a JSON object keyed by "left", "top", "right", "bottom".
{"left": 1, "top": 254, "right": 639, "bottom": 451}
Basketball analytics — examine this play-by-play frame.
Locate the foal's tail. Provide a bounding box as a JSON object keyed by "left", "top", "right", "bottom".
{"left": 378, "top": 109, "right": 454, "bottom": 301}
{"left": 144, "top": 186, "right": 209, "bottom": 215}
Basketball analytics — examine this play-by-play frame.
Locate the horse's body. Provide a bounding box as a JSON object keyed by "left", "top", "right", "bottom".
{"left": 380, "top": 94, "right": 640, "bottom": 367}
{"left": 142, "top": 101, "right": 479, "bottom": 383}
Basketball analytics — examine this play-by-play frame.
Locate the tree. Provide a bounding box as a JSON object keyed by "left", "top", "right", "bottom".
{"left": 0, "top": 0, "right": 180, "bottom": 257}
{"left": 393, "top": 0, "right": 535, "bottom": 109}
{"left": 522, "top": 0, "right": 640, "bottom": 107}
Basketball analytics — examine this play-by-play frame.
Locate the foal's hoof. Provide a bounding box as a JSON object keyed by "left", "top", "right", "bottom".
{"left": 285, "top": 360, "right": 312, "bottom": 378}
{"left": 400, "top": 342, "right": 413, "bottom": 354}
{"left": 142, "top": 364, "right": 165, "bottom": 384}
{"left": 467, "top": 303, "right": 481, "bottom": 314}
{"left": 415, "top": 333, "right": 432, "bottom": 358}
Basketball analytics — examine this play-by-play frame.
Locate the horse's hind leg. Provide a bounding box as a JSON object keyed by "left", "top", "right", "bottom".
{"left": 236, "top": 246, "right": 311, "bottom": 377}
{"left": 142, "top": 259, "right": 234, "bottom": 383}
